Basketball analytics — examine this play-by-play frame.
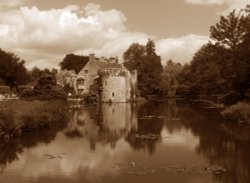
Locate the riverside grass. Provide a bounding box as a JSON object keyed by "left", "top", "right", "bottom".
{"left": 0, "top": 100, "right": 69, "bottom": 139}
{"left": 221, "top": 102, "right": 250, "bottom": 124}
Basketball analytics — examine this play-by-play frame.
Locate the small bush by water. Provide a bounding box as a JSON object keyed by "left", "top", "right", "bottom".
{"left": 221, "top": 102, "right": 250, "bottom": 124}
{"left": 0, "top": 100, "right": 69, "bottom": 139}
{"left": 20, "top": 74, "right": 67, "bottom": 101}
{"left": 0, "top": 109, "right": 22, "bottom": 139}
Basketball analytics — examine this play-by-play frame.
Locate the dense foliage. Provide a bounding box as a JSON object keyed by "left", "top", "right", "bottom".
{"left": 21, "top": 74, "right": 67, "bottom": 100}
{"left": 178, "top": 5, "right": 250, "bottom": 104}
{"left": 0, "top": 49, "right": 29, "bottom": 92}
{"left": 124, "top": 39, "right": 163, "bottom": 96}
{"left": 28, "top": 67, "right": 58, "bottom": 82}
{"left": 0, "top": 100, "right": 69, "bottom": 139}
{"left": 221, "top": 102, "right": 250, "bottom": 124}
{"left": 159, "top": 60, "right": 182, "bottom": 97}
{"left": 59, "top": 54, "right": 89, "bottom": 74}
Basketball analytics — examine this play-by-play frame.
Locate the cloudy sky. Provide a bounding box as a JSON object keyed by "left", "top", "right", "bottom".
{"left": 0, "top": 0, "right": 249, "bottom": 69}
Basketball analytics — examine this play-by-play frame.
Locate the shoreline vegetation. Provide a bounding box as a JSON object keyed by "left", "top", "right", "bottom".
{"left": 0, "top": 100, "right": 69, "bottom": 140}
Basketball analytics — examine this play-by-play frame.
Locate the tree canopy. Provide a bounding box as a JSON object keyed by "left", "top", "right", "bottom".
{"left": 178, "top": 5, "right": 250, "bottom": 104}
{"left": 21, "top": 74, "right": 67, "bottom": 100}
{"left": 28, "top": 67, "right": 58, "bottom": 82}
{"left": 210, "top": 10, "right": 246, "bottom": 51}
{"left": 0, "top": 48, "right": 28, "bottom": 91}
{"left": 160, "top": 60, "right": 182, "bottom": 96}
{"left": 123, "top": 39, "right": 163, "bottom": 96}
{"left": 59, "top": 54, "right": 89, "bottom": 74}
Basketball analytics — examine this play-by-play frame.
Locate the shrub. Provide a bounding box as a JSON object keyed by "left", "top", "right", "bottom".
{"left": 20, "top": 74, "right": 67, "bottom": 100}
{"left": 221, "top": 102, "right": 250, "bottom": 124}
{"left": 0, "top": 109, "right": 21, "bottom": 139}
{"left": 83, "top": 93, "right": 98, "bottom": 105}
{"left": 0, "top": 86, "right": 10, "bottom": 95}
{"left": 221, "top": 91, "right": 242, "bottom": 105}
{"left": 19, "top": 88, "right": 34, "bottom": 99}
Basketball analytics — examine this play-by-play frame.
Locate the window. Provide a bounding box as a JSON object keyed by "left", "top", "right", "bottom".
{"left": 112, "top": 92, "right": 114, "bottom": 97}
{"left": 84, "top": 70, "right": 88, "bottom": 74}
{"left": 77, "top": 78, "right": 85, "bottom": 89}
{"left": 77, "top": 79, "right": 85, "bottom": 85}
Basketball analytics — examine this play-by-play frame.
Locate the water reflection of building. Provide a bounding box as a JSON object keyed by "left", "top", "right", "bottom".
{"left": 101, "top": 103, "right": 138, "bottom": 148}
{"left": 64, "top": 103, "right": 138, "bottom": 150}
{"left": 64, "top": 109, "right": 99, "bottom": 140}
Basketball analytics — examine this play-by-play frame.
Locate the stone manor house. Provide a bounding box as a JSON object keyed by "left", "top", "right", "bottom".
{"left": 56, "top": 54, "right": 137, "bottom": 103}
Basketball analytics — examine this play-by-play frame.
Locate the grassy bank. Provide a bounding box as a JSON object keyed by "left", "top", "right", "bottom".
{"left": 221, "top": 102, "right": 250, "bottom": 125}
{"left": 0, "top": 100, "right": 69, "bottom": 139}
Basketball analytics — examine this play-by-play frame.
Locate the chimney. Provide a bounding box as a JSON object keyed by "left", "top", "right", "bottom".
{"left": 89, "top": 54, "right": 95, "bottom": 62}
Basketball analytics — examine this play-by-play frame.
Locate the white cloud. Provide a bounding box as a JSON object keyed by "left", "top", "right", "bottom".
{"left": 0, "top": 0, "right": 23, "bottom": 9}
{"left": 185, "top": 0, "right": 250, "bottom": 13}
{"left": 156, "top": 34, "right": 209, "bottom": 65}
{"left": 0, "top": 3, "right": 149, "bottom": 69}
{"left": 0, "top": 3, "right": 210, "bottom": 69}
{"left": 219, "top": 0, "right": 250, "bottom": 14}
{"left": 185, "top": 0, "right": 225, "bottom": 5}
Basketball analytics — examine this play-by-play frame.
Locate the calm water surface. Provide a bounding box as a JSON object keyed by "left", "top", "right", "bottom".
{"left": 1, "top": 100, "right": 250, "bottom": 183}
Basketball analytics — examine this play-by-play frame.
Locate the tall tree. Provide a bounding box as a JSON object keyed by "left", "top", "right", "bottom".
{"left": 209, "top": 7, "right": 249, "bottom": 86}
{"left": 145, "top": 39, "right": 156, "bottom": 56}
{"left": 210, "top": 10, "right": 246, "bottom": 51}
{"left": 123, "top": 39, "right": 163, "bottom": 96}
{"left": 29, "top": 67, "right": 41, "bottom": 82}
{"left": 123, "top": 43, "right": 145, "bottom": 72}
{"left": 0, "top": 49, "right": 28, "bottom": 92}
{"left": 160, "top": 60, "right": 182, "bottom": 96}
{"left": 178, "top": 5, "right": 250, "bottom": 103}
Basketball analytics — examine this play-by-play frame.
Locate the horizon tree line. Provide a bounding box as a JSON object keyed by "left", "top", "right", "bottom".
{"left": 0, "top": 5, "right": 249, "bottom": 104}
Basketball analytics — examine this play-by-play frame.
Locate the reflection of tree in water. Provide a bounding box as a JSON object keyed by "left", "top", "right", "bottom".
{"left": 0, "top": 131, "right": 68, "bottom": 173}
{"left": 0, "top": 140, "right": 23, "bottom": 173}
{"left": 125, "top": 99, "right": 250, "bottom": 182}
{"left": 63, "top": 100, "right": 250, "bottom": 183}
{"left": 126, "top": 102, "right": 165, "bottom": 155}
{"left": 0, "top": 107, "right": 69, "bottom": 173}
{"left": 176, "top": 101, "right": 250, "bottom": 183}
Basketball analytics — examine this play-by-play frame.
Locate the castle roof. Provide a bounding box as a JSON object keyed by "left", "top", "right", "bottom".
{"left": 102, "top": 62, "right": 123, "bottom": 69}
{"left": 95, "top": 60, "right": 109, "bottom": 68}
{"left": 94, "top": 59, "right": 123, "bottom": 69}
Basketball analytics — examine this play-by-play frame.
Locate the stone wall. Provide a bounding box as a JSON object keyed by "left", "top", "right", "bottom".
{"left": 76, "top": 59, "right": 100, "bottom": 95}
{"left": 100, "top": 68, "right": 139, "bottom": 103}
{"left": 101, "top": 75, "right": 127, "bottom": 102}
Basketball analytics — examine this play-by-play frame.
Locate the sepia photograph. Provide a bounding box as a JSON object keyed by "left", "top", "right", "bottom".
{"left": 0, "top": 0, "right": 250, "bottom": 182}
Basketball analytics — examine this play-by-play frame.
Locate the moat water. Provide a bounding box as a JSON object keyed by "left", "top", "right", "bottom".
{"left": 1, "top": 100, "right": 250, "bottom": 183}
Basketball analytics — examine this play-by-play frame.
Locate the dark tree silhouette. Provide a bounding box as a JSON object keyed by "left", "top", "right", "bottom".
{"left": 123, "top": 39, "right": 163, "bottom": 96}
{"left": 59, "top": 54, "right": 89, "bottom": 74}
{"left": 178, "top": 5, "right": 250, "bottom": 103}
{"left": 0, "top": 48, "right": 28, "bottom": 92}
{"left": 210, "top": 10, "right": 246, "bottom": 51}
